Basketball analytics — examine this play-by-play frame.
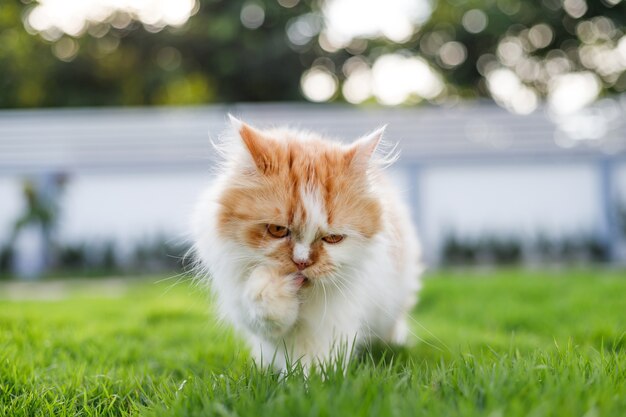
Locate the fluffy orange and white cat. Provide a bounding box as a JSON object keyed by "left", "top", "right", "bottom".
{"left": 192, "top": 116, "right": 422, "bottom": 371}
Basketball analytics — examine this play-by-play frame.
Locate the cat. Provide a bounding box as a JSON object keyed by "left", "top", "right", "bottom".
{"left": 192, "top": 115, "right": 422, "bottom": 371}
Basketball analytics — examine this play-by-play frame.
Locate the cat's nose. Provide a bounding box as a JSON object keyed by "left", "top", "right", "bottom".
{"left": 292, "top": 243, "right": 312, "bottom": 270}
{"left": 293, "top": 259, "right": 312, "bottom": 270}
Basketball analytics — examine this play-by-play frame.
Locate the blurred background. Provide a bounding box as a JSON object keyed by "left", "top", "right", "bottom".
{"left": 1, "top": 0, "right": 625, "bottom": 280}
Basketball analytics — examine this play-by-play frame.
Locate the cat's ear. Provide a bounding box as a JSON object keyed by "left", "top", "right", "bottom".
{"left": 348, "top": 125, "right": 387, "bottom": 168}
{"left": 228, "top": 114, "right": 274, "bottom": 173}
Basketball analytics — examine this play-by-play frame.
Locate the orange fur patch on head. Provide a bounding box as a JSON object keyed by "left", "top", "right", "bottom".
{"left": 239, "top": 124, "right": 277, "bottom": 174}
{"left": 216, "top": 125, "right": 383, "bottom": 278}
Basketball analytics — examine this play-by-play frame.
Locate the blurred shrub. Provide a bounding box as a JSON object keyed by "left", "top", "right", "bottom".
{"left": 0, "top": 244, "right": 14, "bottom": 278}
{"left": 57, "top": 244, "right": 87, "bottom": 270}
{"left": 55, "top": 241, "right": 117, "bottom": 276}
{"left": 583, "top": 237, "right": 611, "bottom": 263}
{"left": 617, "top": 201, "right": 626, "bottom": 238}
{"left": 442, "top": 234, "right": 522, "bottom": 266}
{"left": 441, "top": 234, "right": 478, "bottom": 265}
{"left": 35, "top": 237, "right": 191, "bottom": 278}
{"left": 131, "top": 237, "right": 192, "bottom": 274}
{"left": 441, "top": 233, "right": 610, "bottom": 266}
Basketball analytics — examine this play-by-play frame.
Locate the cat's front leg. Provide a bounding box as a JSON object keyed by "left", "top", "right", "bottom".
{"left": 241, "top": 265, "right": 301, "bottom": 339}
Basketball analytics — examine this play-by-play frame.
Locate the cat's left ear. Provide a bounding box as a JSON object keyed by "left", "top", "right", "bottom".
{"left": 228, "top": 114, "right": 274, "bottom": 173}
{"left": 348, "top": 125, "right": 387, "bottom": 167}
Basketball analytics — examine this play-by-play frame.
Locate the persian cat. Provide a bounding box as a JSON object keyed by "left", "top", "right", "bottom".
{"left": 192, "top": 116, "right": 422, "bottom": 371}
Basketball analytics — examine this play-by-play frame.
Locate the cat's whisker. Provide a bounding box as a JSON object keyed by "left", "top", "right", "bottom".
{"left": 338, "top": 264, "right": 449, "bottom": 353}
{"left": 154, "top": 271, "right": 188, "bottom": 284}
{"left": 318, "top": 279, "right": 329, "bottom": 331}
{"left": 159, "top": 273, "right": 192, "bottom": 295}
{"left": 328, "top": 275, "right": 394, "bottom": 353}
{"left": 334, "top": 266, "right": 442, "bottom": 351}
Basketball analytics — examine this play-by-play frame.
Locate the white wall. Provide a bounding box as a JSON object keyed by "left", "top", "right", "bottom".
{"left": 417, "top": 162, "right": 604, "bottom": 260}
{"left": 616, "top": 162, "right": 626, "bottom": 202}
{"left": 56, "top": 172, "right": 211, "bottom": 252}
{"left": 1, "top": 161, "right": 624, "bottom": 262}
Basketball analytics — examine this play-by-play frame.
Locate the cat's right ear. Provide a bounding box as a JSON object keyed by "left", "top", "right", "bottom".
{"left": 228, "top": 114, "right": 273, "bottom": 173}
{"left": 346, "top": 125, "right": 386, "bottom": 170}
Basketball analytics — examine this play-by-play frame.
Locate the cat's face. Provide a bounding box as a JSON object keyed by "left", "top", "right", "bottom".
{"left": 216, "top": 120, "right": 384, "bottom": 283}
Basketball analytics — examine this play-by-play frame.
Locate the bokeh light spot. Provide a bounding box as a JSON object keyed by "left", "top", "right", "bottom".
{"left": 52, "top": 37, "right": 79, "bottom": 61}
{"left": 26, "top": 0, "right": 198, "bottom": 37}
{"left": 322, "top": 0, "right": 432, "bottom": 47}
{"left": 300, "top": 67, "right": 338, "bottom": 102}
{"left": 528, "top": 24, "right": 553, "bottom": 49}
{"left": 372, "top": 53, "right": 444, "bottom": 105}
{"left": 240, "top": 2, "right": 265, "bottom": 29}
{"left": 342, "top": 60, "right": 372, "bottom": 104}
{"left": 439, "top": 41, "right": 467, "bottom": 68}
{"left": 462, "top": 9, "right": 488, "bottom": 34}
{"left": 486, "top": 67, "right": 538, "bottom": 114}
{"left": 548, "top": 72, "right": 601, "bottom": 115}
{"left": 278, "top": 0, "right": 299, "bottom": 8}
{"left": 286, "top": 13, "right": 321, "bottom": 46}
{"left": 563, "top": 0, "right": 588, "bottom": 18}
{"left": 156, "top": 47, "right": 182, "bottom": 71}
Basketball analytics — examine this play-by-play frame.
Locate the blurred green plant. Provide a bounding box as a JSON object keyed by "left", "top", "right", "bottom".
{"left": 131, "top": 236, "right": 192, "bottom": 273}
{"left": 12, "top": 180, "right": 55, "bottom": 233}
{"left": 442, "top": 233, "right": 523, "bottom": 265}
{"left": 1, "top": 236, "right": 191, "bottom": 279}
{"left": 0, "top": 244, "right": 14, "bottom": 278}
{"left": 45, "top": 237, "right": 190, "bottom": 277}
{"left": 9, "top": 175, "right": 68, "bottom": 277}
{"left": 441, "top": 231, "right": 610, "bottom": 266}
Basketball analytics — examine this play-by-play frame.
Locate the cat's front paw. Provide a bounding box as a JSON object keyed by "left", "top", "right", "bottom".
{"left": 242, "top": 265, "right": 301, "bottom": 338}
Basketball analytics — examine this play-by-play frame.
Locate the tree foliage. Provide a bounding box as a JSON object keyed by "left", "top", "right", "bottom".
{"left": 0, "top": 0, "right": 625, "bottom": 108}
{"left": 0, "top": 0, "right": 316, "bottom": 107}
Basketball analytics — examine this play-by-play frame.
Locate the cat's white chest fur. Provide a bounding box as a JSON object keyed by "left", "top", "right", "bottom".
{"left": 192, "top": 117, "right": 422, "bottom": 371}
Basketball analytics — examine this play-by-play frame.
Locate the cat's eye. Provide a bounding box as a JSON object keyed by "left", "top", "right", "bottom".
{"left": 322, "top": 234, "right": 344, "bottom": 244}
{"left": 267, "top": 224, "right": 290, "bottom": 238}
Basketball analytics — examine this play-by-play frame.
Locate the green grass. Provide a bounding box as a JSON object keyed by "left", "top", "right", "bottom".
{"left": 1, "top": 269, "right": 625, "bottom": 416}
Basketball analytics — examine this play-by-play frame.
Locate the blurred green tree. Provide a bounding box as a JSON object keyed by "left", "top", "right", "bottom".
{"left": 0, "top": 0, "right": 624, "bottom": 109}
{"left": 312, "top": 0, "right": 626, "bottom": 111}
{"left": 0, "top": 0, "right": 316, "bottom": 107}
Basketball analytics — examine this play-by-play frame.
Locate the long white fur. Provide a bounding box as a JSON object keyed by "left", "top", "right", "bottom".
{"left": 192, "top": 118, "right": 422, "bottom": 371}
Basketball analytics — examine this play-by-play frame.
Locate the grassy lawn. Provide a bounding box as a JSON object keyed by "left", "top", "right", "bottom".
{"left": 1, "top": 269, "right": 625, "bottom": 416}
